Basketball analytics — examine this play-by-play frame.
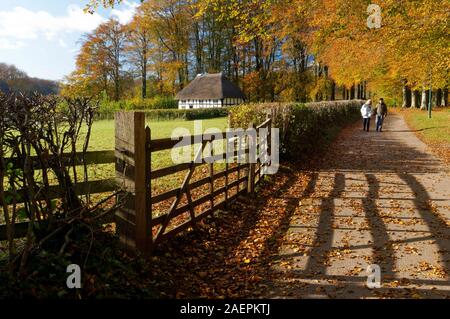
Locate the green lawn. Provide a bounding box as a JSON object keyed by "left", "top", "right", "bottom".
{"left": 4, "top": 117, "right": 228, "bottom": 187}
{"left": 399, "top": 108, "right": 450, "bottom": 163}
{"left": 78, "top": 116, "right": 241, "bottom": 219}
{"left": 1, "top": 117, "right": 229, "bottom": 224}
{"left": 400, "top": 108, "right": 450, "bottom": 144}
{"left": 82, "top": 117, "right": 230, "bottom": 194}
{"left": 87, "top": 117, "right": 229, "bottom": 151}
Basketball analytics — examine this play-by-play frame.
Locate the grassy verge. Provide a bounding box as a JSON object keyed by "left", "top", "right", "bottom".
{"left": 396, "top": 108, "right": 450, "bottom": 164}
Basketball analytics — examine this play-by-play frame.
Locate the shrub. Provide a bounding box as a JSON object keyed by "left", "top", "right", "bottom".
{"left": 144, "top": 107, "right": 229, "bottom": 121}
{"left": 96, "top": 95, "right": 232, "bottom": 121}
{"left": 229, "top": 100, "right": 363, "bottom": 161}
{"left": 130, "top": 96, "right": 178, "bottom": 110}
{"left": 97, "top": 95, "right": 178, "bottom": 118}
{"left": 0, "top": 93, "right": 126, "bottom": 277}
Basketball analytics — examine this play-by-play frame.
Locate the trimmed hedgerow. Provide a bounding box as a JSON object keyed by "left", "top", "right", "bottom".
{"left": 97, "top": 106, "right": 229, "bottom": 121}
{"left": 144, "top": 107, "right": 229, "bottom": 121}
{"left": 96, "top": 95, "right": 178, "bottom": 119}
{"left": 229, "top": 100, "right": 363, "bottom": 161}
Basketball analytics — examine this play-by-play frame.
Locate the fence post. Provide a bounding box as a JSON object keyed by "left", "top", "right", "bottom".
{"left": 209, "top": 140, "right": 214, "bottom": 211}
{"left": 247, "top": 122, "right": 256, "bottom": 194}
{"left": 266, "top": 113, "right": 272, "bottom": 175}
{"left": 145, "top": 127, "right": 153, "bottom": 253}
{"left": 115, "top": 111, "right": 151, "bottom": 256}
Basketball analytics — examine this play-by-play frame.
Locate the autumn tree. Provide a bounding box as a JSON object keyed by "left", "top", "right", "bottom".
{"left": 141, "top": 0, "right": 192, "bottom": 92}
{"left": 84, "top": 0, "right": 123, "bottom": 13}
{"left": 0, "top": 62, "right": 58, "bottom": 95}
{"left": 126, "top": 7, "right": 153, "bottom": 98}
{"left": 303, "top": 0, "right": 449, "bottom": 104}
{"left": 79, "top": 0, "right": 448, "bottom": 105}
{"left": 63, "top": 19, "right": 128, "bottom": 100}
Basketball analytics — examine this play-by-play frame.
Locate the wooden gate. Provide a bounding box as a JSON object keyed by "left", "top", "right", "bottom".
{"left": 114, "top": 111, "right": 272, "bottom": 255}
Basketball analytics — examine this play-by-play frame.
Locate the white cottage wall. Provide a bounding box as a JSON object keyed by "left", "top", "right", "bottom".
{"left": 178, "top": 99, "right": 224, "bottom": 109}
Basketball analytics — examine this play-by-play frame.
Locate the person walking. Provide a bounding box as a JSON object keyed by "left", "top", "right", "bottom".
{"left": 361, "top": 99, "right": 373, "bottom": 132}
{"left": 375, "top": 98, "right": 388, "bottom": 132}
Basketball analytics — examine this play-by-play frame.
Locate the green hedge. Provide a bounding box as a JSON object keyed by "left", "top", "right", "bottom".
{"left": 229, "top": 100, "right": 363, "bottom": 161}
{"left": 97, "top": 96, "right": 178, "bottom": 118}
{"left": 97, "top": 107, "right": 229, "bottom": 121}
{"left": 145, "top": 108, "right": 229, "bottom": 121}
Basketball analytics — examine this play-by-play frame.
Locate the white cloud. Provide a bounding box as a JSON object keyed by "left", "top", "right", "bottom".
{"left": 0, "top": 5, "right": 106, "bottom": 41}
{"left": 0, "top": 38, "right": 25, "bottom": 50}
{"left": 0, "top": 2, "right": 139, "bottom": 52}
{"left": 111, "top": 0, "right": 139, "bottom": 24}
{"left": 59, "top": 39, "right": 68, "bottom": 48}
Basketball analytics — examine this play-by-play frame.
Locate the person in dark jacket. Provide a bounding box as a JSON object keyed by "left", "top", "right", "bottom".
{"left": 375, "top": 98, "right": 388, "bottom": 132}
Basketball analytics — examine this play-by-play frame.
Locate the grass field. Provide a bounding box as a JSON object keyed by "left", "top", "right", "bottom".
{"left": 84, "top": 117, "right": 230, "bottom": 193}
{"left": 2, "top": 117, "right": 228, "bottom": 187}
{"left": 0, "top": 117, "right": 229, "bottom": 225}
{"left": 86, "top": 117, "right": 228, "bottom": 151}
{"left": 398, "top": 108, "right": 450, "bottom": 163}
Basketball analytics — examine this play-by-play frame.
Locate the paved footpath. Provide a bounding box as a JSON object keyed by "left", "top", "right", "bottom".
{"left": 261, "top": 113, "right": 450, "bottom": 298}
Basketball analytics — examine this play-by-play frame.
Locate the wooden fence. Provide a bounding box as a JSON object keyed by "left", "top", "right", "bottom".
{"left": 0, "top": 151, "right": 116, "bottom": 240}
{"left": 1, "top": 111, "right": 273, "bottom": 256}
{"left": 115, "top": 111, "right": 272, "bottom": 255}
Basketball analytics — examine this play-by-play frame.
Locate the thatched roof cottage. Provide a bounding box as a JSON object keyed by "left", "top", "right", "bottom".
{"left": 175, "top": 73, "right": 245, "bottom": 109}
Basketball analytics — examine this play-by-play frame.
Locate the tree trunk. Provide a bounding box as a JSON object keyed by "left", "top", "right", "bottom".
{"left": 330, "top": 81, "right": 336, "bottom": 101}
{"left": 402, "top": 85, "right": 410, "bottom": 108}
{"left": 441, "top": 88, "right": 448, "bottom": 107}
{"left": 142, "top": 49, "right": 147, "bottom": 99}
{"left": 363, "top": 81, "right": 367, "bottom": 99}
{"left": 431, "top": 90, "right": 438, "bottom": 108}
{"left": 114, "top": 73, "right": 120, "bottom": 102}
{"left": 435, "top": 89, "right": 442, "bottom": 108}
{"left": 411, "top": 90, "right": 419, "bottom": 108}
{"left": 350, "top": 85, "right": 355, "bottom": 99}
{"left": 420, "top": 88, "right": 429, "bottom": 110}
{"left": 342, "top": 86, "right": 346, "bottom": 100}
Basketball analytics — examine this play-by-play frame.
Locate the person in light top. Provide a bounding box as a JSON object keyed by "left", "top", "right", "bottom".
{"left": 360, "top": 99, "right": 373, "bottom": 132}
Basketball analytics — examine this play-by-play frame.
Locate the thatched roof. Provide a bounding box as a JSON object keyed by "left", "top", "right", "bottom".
{"left": 175, "top": 73, "right": 245, "bottom": 100}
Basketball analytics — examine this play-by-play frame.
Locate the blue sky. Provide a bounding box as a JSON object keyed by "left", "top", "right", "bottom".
{"left": 0, "top": 0, "right": 139, "bottom": 81}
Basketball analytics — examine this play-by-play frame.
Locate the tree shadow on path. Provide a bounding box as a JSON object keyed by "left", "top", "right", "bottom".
{"left": 399, "top": 173, "right": 450, "bottom": 273}
{"left": 252, "top": 115, "right": 450, "bottom": 298}
{"left": 304, "top": 173, "right": 345, "bottom": 275}
{"left": 149, "top": 115, "right": 449, "bottom": 298}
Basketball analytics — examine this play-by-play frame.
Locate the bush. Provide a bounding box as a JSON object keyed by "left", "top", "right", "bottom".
{"left": 132, "top": 96, "right": 178, "bottom": 110}
{"left": 96, "top": 94, "right": 230, "bottom": 121}
{"left": 229, "top": 100, "right": 363, "bottom": 161}
{"left": 97, "top": 95, "right": 178, "bottom": 118}
{"left": 144, "top": 107, "right": 229, "bottom": 121}
{"left": 228, "top": 103, "right": 270, "bottom": 128}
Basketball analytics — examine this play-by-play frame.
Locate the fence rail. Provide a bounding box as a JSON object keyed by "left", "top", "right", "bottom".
{"left": 1, "top": 112, "right": 272, "bottom": 255}
{"left": 0, "top": 150, "right": 116, "bottom": 241}
{"left": 115, "top": 111, "right": 272, "bottom": 254}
